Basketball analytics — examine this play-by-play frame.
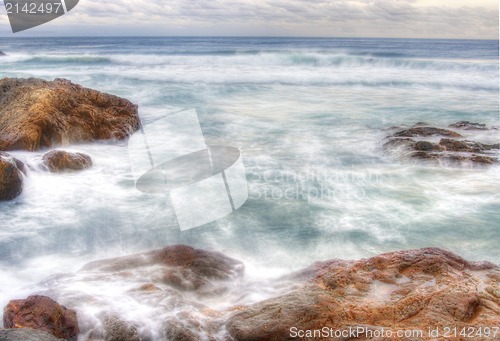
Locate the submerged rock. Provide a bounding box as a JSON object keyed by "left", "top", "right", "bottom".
{"left": 81, "top": 245, "right": 245, "bottom": 293}
{"left": 3, "top": 295, "right": 79, "bottom": 341}
{"left": 393, "top": 126, "right": 462, "bottom": 138}
{"left": 226, "top": 248, "right": 500, "bottom": 340}
{"left": 42, "top": 150, "right": 92, "bottom": 172}
{"left": 449, "top": 121, "right": 488, "bottom": 130}
{"left": 0, "top": 77, "right": 140, "bottom": 151}
{"left": 0, "top": 152, "right": 24, "bottom": 201}
{"left": 384, "top": 122, "right": 498, "bottom": 166}
{"left": 0, "top": 329, "right": 64, "bottom": 341}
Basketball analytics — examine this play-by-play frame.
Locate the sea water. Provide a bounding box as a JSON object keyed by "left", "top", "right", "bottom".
{"left": 0, "top": 37, "right": 498, "bottom": 337}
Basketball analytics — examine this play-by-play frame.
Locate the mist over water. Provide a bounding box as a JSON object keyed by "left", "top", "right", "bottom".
{"left": 0, "top": 37, "right": 498, "bottom": 337}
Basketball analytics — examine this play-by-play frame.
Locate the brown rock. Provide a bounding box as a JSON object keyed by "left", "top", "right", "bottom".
{"left": 0, "top": 152, "right": 23, "bottom": 201}
{"left": 3, "top": 295, "right": 79, "bottom": 341}
{"left": 0, "top": 77, "right": 140, "bottom": 151}
{"left": 226, "top": 248, "right": 500, "bottom": 341}
{"left": 413, "top": 140, "right": 441, "bottom": 151}
{"left": 42, "top": 150, "right": 92, "bottom": 172}
{"left": 449, "top": 121, "right": 488, "bottom": 130}
{"left": 394, "top": 127, "right": 462, "bottom": 138}
{"left": 439, "top": 138, "right": 484, "bottom": 153}
{"left": 81, "top": 245, "right": 244, "bottom": 293}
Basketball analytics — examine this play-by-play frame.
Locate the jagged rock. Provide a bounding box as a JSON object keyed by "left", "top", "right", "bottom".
{"left": 226, "top": 248, "right": 500, "bottom": 341}
{"left": 3, "top": 295, "right": 79, "bottom": 341}
{"left": 0, "top": 77, "right": 140, "bottom": 151}
{"left": 0, "top": 329, "right": 64, "bottom": 341}
{"left": 0, "top": 152, "right": 24, "bottom": 200}
{"left": 393, "top": 126, "right": 462, "bottom": 138}
{"left": 42, "top": 150, "right": 92, "bottom": 172}
{"left": 449, "top": 121, "right": 488, "bottom": 130}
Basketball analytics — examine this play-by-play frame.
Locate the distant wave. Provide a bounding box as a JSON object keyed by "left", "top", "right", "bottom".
{"left": 26, "top": 55, "right": 113, "bottom": 65}
{"left": 13, "top": 52, "right": 497, "bottom": 73}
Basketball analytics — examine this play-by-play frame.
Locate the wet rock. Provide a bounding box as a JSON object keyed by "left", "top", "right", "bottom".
{"left": 3, "top": 295, "right": 79, "bottom": 341}
{"left": 42, "top": 150, "right": 92, "bottom": 172}
{"left": 413, "top": 140, "right": 441, "bottom": 151}
{"left": 384, "top": 123, "right": 498, "bottom": 166}
{"left": 81, "top": 245, "right": 245, "bottom": 293}
{"left": 470, "top": 155, "right": 497, "bottom": 165}
{"left": 382, "top": 137, "right": 414, "bottom": 150}
{"left": 0, "top": 329, "right": 64, "bottom": 341}
{"left": 410, "top": 151, "right": 439, "bottom": 160}
{"left": 439, "top": 138, "right": 485, "bottom": 153}
{"left": 393, "top": 126, "right": 462, "bottom": 138}
{"left": 0, "top": 152, "right": 24, "bottom": 201}
{"left": 102, "top": 316, "right": 140, "bottom": 341}
{"left": 0, "top": 77, "right": 140, "bottom": 151}
{"left": 449, "top": 121, "right": 488, "bottom": 130}
{"left": 0, "top": 52, "right": 6, "bottom": 56}
{"left": 226, "top": 248, "right": 500, "bottom": 341}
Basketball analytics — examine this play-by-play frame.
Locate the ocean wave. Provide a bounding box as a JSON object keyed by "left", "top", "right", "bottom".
{"left": 103, "top": 52, "right": 498, "bottom": 72}
{"left": 25, "top": 55, "right": 113, "bottom": 65}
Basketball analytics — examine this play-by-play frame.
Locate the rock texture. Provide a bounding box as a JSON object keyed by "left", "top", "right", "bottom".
{"left": 42, "top": 150, "right": 92, "bottom": 172}
{"left": 226, "top": 248, "right": 500, "bottom": 341}
{"left": 14, "top": 247, "right": 498, "bottom": 340}
{"left": 81, "top": 244, "right": 245, "bottom": 293}
{"left": 0, "top": 152, "right": 24, "bottom": 200}
{"left": 384, "top": 122, "right": 499, "bottom": 165}
{"left": 3, "top": 295, "right": 79, "bottom": 341}
{"left": 0, "top": 329, "right": 64, "bottom": 341}
{"left": 0, "top": 77, "right": 140, "bottom": 151}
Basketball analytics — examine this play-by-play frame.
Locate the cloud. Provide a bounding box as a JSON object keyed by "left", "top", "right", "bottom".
{"left": 0, "top": 0, "right": 497, "bottom": 38}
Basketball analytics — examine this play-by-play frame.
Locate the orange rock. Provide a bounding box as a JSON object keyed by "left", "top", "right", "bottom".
{"left": 0, "top": 78, "right": 140, "bottom": 151}
{"left": 3, "top": 295, "right": 79, "bottom": 341}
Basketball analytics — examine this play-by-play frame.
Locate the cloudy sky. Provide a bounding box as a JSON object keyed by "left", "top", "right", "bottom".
{"left": 0, "top": 0, "right": 498, "bottom": 38}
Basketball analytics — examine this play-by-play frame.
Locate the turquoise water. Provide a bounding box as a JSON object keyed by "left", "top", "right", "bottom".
{"left": 0, "top": 37, "right": 498, "bottom": 335}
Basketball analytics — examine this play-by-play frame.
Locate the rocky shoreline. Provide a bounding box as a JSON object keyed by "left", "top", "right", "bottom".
{"left": 0, "top": 77, "right": 141, "bottom": 201}
{"left": 1, "top": 246, "right": 499, "bottom": 340}
{"left": 1, "top": 77, "right": 499, "bottom": 339}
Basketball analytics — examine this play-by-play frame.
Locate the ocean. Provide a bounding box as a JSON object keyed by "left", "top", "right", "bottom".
{"left": 0, "top": 37, "right": 499, "bottom": 338}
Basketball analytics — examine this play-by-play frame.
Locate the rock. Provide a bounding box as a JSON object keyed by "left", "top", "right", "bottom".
{"left": 102, "top": 316, "right": 140, "bottom": 341}
{"left": 439, "top": 138, "right": 485, "bottom": 153}
{"left": 0, "top": 77, "right": 140, "bottom": 151}
{"left": 226, "top": 248, "right": 500, "bottom": 341}
{"left": 42, "top": 150, "right": 92, "bottom": 172}
{"left": 0, "top": 329, "right": 64, "bottom": 341}
{"left": 3, "top": 295, "right": 79, "bottom": 341}
{"left": 0, "top": 152, "right": 24, "bottom": 201}
{"left": 413, "top": 140, "right": 441, "bottom": 151}
{"left": 449, "top": 121, "right": 488, "bottom": 130}
{"left": 81, "top": 245, "right": 244, "bottom": 293}
{"left": 0, "top": 52, "right": 6, "bottom": 56}
{"left": 393, "top": 126, "right": 462, "bottom": 138}
{"left": 384, "top": 123, "right": 498, "bottom": 166}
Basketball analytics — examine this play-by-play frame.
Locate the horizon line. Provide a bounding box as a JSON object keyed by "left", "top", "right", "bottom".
{"left": 0, "top": 35, "right": 498, "bottom": 41}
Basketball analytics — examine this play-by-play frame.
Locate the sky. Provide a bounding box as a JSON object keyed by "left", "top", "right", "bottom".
{"left": 0, "top": 0, "right": 498, "bottom": 39}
